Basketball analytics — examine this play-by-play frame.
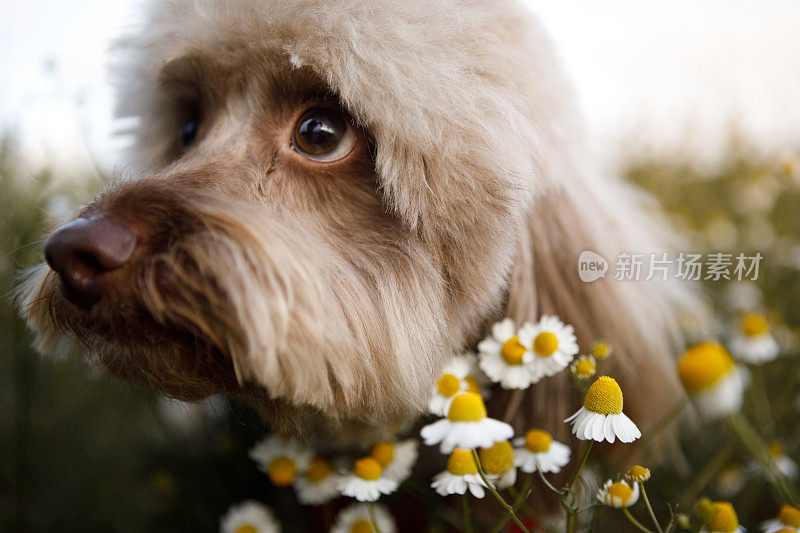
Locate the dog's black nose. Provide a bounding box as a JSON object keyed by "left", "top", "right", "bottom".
{"left": 44, "top": 215, "right": 136, "bottom": 308}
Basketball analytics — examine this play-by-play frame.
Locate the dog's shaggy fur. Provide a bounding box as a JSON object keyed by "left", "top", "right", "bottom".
{"left": 20, "top": 0, "right": 695, "bottom": 444}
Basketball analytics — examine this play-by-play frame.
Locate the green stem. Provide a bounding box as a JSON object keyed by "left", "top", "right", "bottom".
{"left": 623, "top": 508, "right": 656, "bottom": 533}
{"left": 538, "top": 469, "right": 565, "bottom": 495}
{"left": 472, "top": 449, "right": 530, "bottom": 533}
{"left": 367, "top": 501, "right": 381, "bottom": 533}
{"left": 562, "top": 441, "right": 593, "bottom": 533}
{"left": 462, "top": 493, "right": 473, "bottom": 533}
{"left": 491, "top": 473, "right": 535, "bottom": 533}
{"left": 639, "top": 483, "right": 663, "bottom": 533}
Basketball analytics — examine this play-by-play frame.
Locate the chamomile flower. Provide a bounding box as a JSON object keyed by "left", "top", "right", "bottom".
{"left": 518, "top": 315, "right": 579, "bottom": 382}
{"left": 749, "top": 442, "right": 799, "bottom": 481}
{"left": 570, "top": 355, "right": 597, "bottom": 380}
{"left": 369, "top": 439, "right": 418, "bottom": 483}
{"left": 330, "top": 503, "right": 397, "bottom": 533}
{"left": 761, "top": 505, "right": 800, "bottom": 533}
{"left": 420, "top": 392, "right": 514, "bottom": 453}
{"left": 597, "top": 480, "right": 639, "bottom": 508}
{"left": 431, "top": 448, "right": 488, "bottom": 498}
{"left": 715, "top": 463, "right": 745, "bottom": 498}
{"left": 513, "top": 429, "right": 571, "bottom": 474}
{"left": 591, "top": 341, "right": 612, "bottom": 361}
{"left": 220, "top": 500, "right": 280, "bottom": 533}
{"left": 478, "top": 440, "right": 517, "bottom": 489}
{"left": 626, "top": 465, "right": 651, "bottom": 483}
{"left": 729, "top": 312, "right": 780, "bottom": 364}
{"left": 478, "top": 318, "right": 536, "bottom": 389}
{"left": 678, "top": 342, "right": 748, "bottom": 419}
{"left": 701, "top": 501, "right": 745, "bottom": 533}
{"left": 293, "top": 456, "right": 341, "bottom": 505}
{"left": 249, "top": 436, "right": 313, "bottom": 487}
{"left": 565, "top": 376, "right": 641, "bottom": 443}
{"left": 428, "top": 353, "right": 484, "bottom": 416}
{"left": 338, "top": 457, "right": 399, "bottom": 502}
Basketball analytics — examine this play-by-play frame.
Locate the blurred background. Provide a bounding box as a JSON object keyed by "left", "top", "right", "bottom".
{"left": 2, "top": 0, "right": 800, "bottom": 531}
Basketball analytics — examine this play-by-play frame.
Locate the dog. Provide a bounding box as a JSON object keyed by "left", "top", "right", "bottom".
{"left": 19, "top": 0, "right": 694, "bottom": 445}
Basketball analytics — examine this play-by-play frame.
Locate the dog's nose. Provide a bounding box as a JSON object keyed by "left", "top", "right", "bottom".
{"left": 44, "top": 215, "right": 136, "bottom": 308}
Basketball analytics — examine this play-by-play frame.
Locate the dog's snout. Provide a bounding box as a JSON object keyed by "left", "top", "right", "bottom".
{"left": 44, "top": 215, "right": 136, "bottom": 308}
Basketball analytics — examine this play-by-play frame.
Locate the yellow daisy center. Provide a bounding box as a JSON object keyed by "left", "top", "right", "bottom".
{"left": 447, "top": 393, "right": 487, "bottom": 422}
{"left": 740, "top": 312, "right": 768, "bottom": 337}
{"left": 574, "top": 357, "right": 596, "bottom": 377}
{"left": 354, "top": 457, "right": 383, "bottom": 481}
{"left": 591, "top": 341, "right": 611, "bottom": 360}
{"left": 627, "top": 465, "right": 650, "bottom": 482}
{"left": 524, "top": 429, "right": 552, "bottom": 453}
{"left": 533, "top": 332, "right": 559, "bottom": 357}
{"left": 350, "top": 519, "right": 374, "bottom": 533}
{"left": 583, "top": 376, "right": 623, "bottom": 415}
{"left": 370, "top": 442, "right": 395, "bottom": 467}
{"left": 768, "top": 441, "right": 784, "bottom": 458}
{"left": 464, "top": 375, "right": 480, "bottom": 394}
{"left": 479, "top": 441, "right": 514, "bottom": 475}
{"left": 607, "top": 482, "right": 633, "bottom": 504}
{"left": 695, "top": 498, "right": 717, "bottom": 523}
{"left": 677, "top": 342, "right": 735, "bottom": 393}
{"left": 235, "top": 525, "right": 257, "bottom": 533}
{"left": 447, "top": 448, "right": 478, "bottom": 476}
{"left": 774, "top": 529, "right": 796, "bottom": 533}
{"left": 708, "top": 502, "right": 739, "bottom": 533}
{"left": 267, "top": 456, "right": 297, "bottom": 486}
{"left": 436, "top": 373, "right": 461, "bottom": 397}
{"left": 305, "top": 457, "right": 333, "bottom": 482}
{"left": 501, "top": 336, "right": 527, "bottom": 365}
{"left": 779, "top": 505, "right": 800, "bottom": 527}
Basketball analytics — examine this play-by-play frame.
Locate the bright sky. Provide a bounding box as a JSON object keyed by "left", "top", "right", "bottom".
{"left": 1, "top": 0, "right": 799, "bottom": 171}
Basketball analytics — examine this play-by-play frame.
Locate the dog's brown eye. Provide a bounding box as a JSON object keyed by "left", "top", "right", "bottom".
{"left": 292, "top": 108, "right": 355, "bottom": 162}
{"left": 180, "top": 117, "right": 199, "bottom": 147}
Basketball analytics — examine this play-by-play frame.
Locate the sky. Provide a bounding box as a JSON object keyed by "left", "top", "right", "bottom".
{"left": 1, "top": 0, "right": 799, "bottom": 171}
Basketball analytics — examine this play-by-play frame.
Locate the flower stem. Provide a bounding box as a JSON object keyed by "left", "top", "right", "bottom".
{"left": 462, "top": 493, "right": 473, "bottom": 533}
{"left": 472, "top": 449, "right": 530, "bottom": 533}
{"left": 537, "top": 469, "right": 565, "bottom": 495}
{"left": 490, "top": 472, "right": 535, "bottom": 533}
{"left": 367, "top": 501, "right": 382, "bottom": 533}
{"left": 623, "top": 508, "right": 656, "bottom": 533}
{"left": 562, "top": 441, "right": 594, "bottom": 533}
{"left": 639, "top": 483, "right": 663, "bottom": 533}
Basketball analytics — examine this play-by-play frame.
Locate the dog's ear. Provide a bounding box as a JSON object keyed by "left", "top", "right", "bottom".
{"left": 500, "top": 167, "right": 702, "bottom": 441}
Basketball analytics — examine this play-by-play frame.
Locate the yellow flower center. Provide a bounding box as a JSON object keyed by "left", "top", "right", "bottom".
{"left": 267, "top": 456, "right": 297, "bottom": 486}
{"left": 591, "top": 341, "right": 611, "bottom": 360}
{"left": 501, "top": 336, "right": 527, "bottom": 365}
{"left": 235, "top": 525, "right": 257, "bottom": 533}
{"left": 677, "top": 342, "right": 735, "bottom": 393}
{"left": 768, "top": 441, "right": 784, "bottom": 458}
{"left": 479, "top": 441, "right": 514, "bottom": 475}
{"left": 436, "top": 373, "right": 461, "bottom": 397}
{"left": 305, "top": 457, "right": 333, "bottom": 482}
{"left": 627, "top": 465, "right": 650, "bottom": 482}
{"left": 447, "top": 393, "right": 487, "bottom": 422}
{"left": 533, "top": 332, "right": 559, "bottom": 357}
{"left": 774, "top": 529, "right": 796, "bottom": 533}
{"left": 695, "top": 498, "right": 716, "bottom": 523}
{"left": 583, "top": 376, "right": 624, "bottom": 415}
{"left": 354, "top": 457, "right": 383, "bottom": 481}
{"left": 524, "top": 429, "right": 552, "bottom": 453}
{"left": 447, "top": 448, "right": 478, "bottom": 476}
{"left": 607, "top": 482, "right": 633, "bottom": 504}
{"left": 464, "top": 375, "right": 480, "bottom": 394}
{"left": 370, "top": 442, "right": 395, "bottom": 467}
{"left": 574, "top": 357, "right": 596, "bottom": 377}
{"left": 350, "top": 519, "right": 374, "bottom": 533}
{"left": 708, "top": 502, "right": 739, "bottom": 533}
{"left": 740, "top": 312, "right": 768, "bottom": 337}
{"left": 779, "top": 505, "right": 800, "bottom": 527}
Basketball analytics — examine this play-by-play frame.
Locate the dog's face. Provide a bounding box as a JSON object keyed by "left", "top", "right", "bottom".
{"left": 21, "top": 0, "right": 553, "bottom": 437}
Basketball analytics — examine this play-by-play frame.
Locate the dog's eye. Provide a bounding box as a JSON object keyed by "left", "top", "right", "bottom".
{"left": 292, "top": 108, "right": 355, "bottom": 162}
{"left": 179, "top": 117, "right": 199, "bottom": 147}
